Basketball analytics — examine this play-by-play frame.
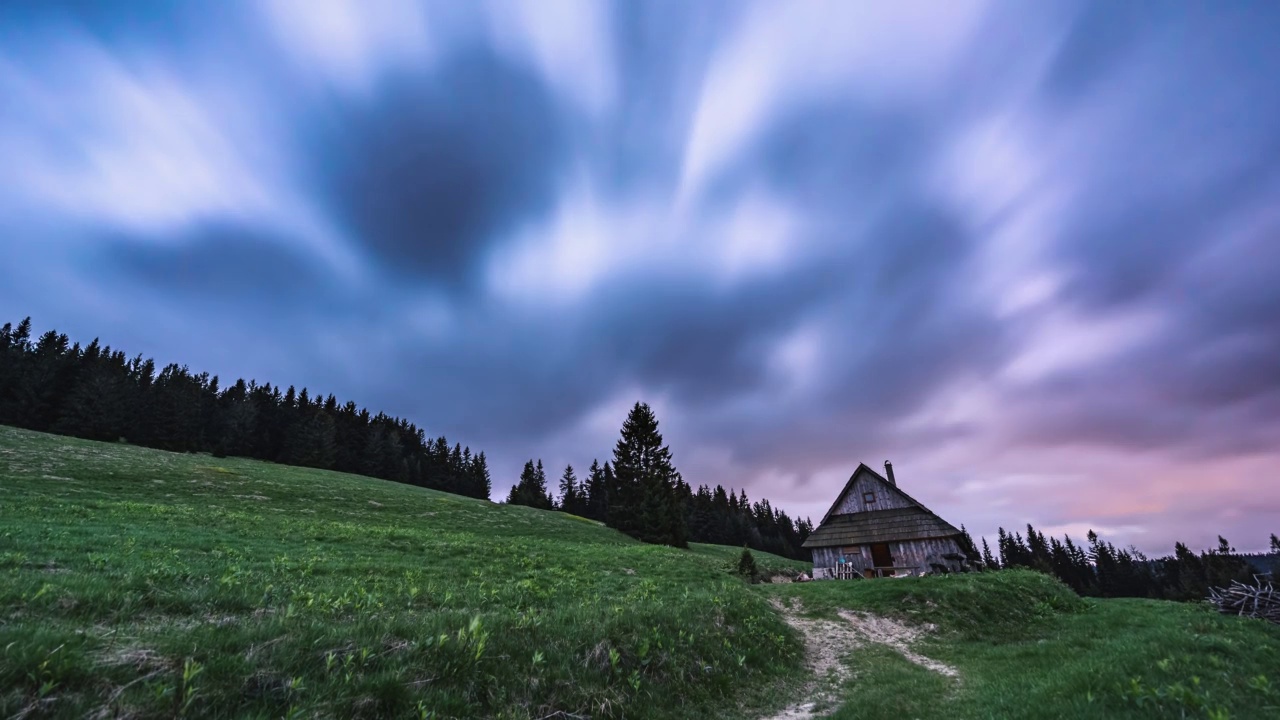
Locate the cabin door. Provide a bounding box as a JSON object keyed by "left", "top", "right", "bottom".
{"left": 870, "top": 543, "right": 894, "bottom": 576}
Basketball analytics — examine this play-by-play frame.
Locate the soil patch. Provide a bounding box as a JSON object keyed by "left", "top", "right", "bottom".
{"left": 759, "top": 599, "right": 960, "bottom": 719}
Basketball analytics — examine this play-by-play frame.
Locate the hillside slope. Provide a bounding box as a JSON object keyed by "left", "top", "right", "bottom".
{"left": 4, "top": 425, "right": 1278, "bottom": 720}
{"left": 763, "top": 569, "right": 1280, "bottom": 719}
{"left": 0, "top": 426, "right": 806, "bottom": 719}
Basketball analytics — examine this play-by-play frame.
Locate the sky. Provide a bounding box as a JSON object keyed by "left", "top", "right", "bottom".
{"left": 2, "top": 0, "right": 1278, "bottom": 556}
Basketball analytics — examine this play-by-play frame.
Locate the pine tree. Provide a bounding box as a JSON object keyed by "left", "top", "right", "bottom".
{"left": 958, "top": 525, "right": 981, "bottom": 568}
{"left": 586, "top": 458, "right": 611, "bottom": 520}
{"left": 0, "top": 317, "right": 513, "bottom": 504}
{"left": 609, "top": 402, "right": 688, "bottom": 548}
{"left": 508, "top": 460, "right": 553, "bottom": 510}
{"left": 281, "top": 404, "right": 337, "bottom": 469}
{"left": 53, "top": 340, "right": 130, "bottom": 442}
{"left": 981, "top": 537, "right": 998, "bottom": 570}
{"left": 470, "top": 451, "right": 492, "bottom": 500}
{"left": 448, "top": 443, "right": 465, "bottom": 494}
{"left": 535, "top": 460, "right": 552, "bottom": 508}
{"left": 558, "top": 465, "right": 582, "bottom": 516}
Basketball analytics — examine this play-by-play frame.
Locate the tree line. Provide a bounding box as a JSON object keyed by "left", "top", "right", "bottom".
{"left": 0, "top": 317, "right": 491, "bottom": 498}
{"left": 506, "top": 402, "right": 814, "bottom": 560}
{"left": 0, "top": 317, "right": 812, "bottom": 558}
{"left": 962, "top": 523, "right": 1278, "bottom": 600}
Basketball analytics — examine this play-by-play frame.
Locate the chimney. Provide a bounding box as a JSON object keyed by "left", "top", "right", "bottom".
{"left": 884, "top": 460, "right": 896, "bottom": 486}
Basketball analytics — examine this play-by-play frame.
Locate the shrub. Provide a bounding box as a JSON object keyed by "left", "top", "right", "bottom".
{"left": 737, "top": 546, "right": 759, "bottom": 580}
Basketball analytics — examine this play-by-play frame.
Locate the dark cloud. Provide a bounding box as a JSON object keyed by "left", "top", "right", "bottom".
{"left": 304, "top": 51, "right": 571, "bottom": 290}
{"left": 1041, "top": 3, "right": 1162, "bottom": 103}
{"left": 750, "top": 103, "right": 935, "bottom": 209}
{"left": 5, "top": 1, "right": 1280, "bottom": 553}
{"left": 596, "top": 0, "right": 742, "bottom": 193}
{"left": 1047, "top": 3, "right": 1280, "bottom": 312}
{"left": 93, "top": 224, "right": 345, "bottom": 312}
{"left": 372, "top": 269, "right": 836, "bottom": 443}
{"left": 0, "top": 0, "right": 244, "bottom": 57}
{"left": 679, "top": 103, "right": 1007, "bottom": 467}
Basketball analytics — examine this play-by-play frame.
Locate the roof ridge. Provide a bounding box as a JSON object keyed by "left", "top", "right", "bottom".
{"left": 812, "top": 463, "right": 960, "bottom": 540}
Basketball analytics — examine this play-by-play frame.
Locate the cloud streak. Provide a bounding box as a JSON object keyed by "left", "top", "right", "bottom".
{"left": 2, "top": 0, "right": 1278, "bottom": 554}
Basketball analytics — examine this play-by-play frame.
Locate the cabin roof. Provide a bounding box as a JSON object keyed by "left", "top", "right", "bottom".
{"left": 816, "top": 463, "right": 931, "bottom": 524}
{"left": 802, "top": 506, "right": 961, "bottom": 548}
{"left": 803, "top": 463, "right": 962, "bottom": 548}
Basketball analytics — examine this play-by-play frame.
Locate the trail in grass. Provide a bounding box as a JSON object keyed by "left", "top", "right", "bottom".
{"left": 761, "top": 597, "right": 959, "bottom": 720}
{"left": 836, "top": 610, "right": 960, "bottom": 679}
{"left": 761, "top": 598, "right": 860, "bottom": 720}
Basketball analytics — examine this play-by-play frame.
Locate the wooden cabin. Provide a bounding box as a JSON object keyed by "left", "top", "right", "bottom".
{"left": 804, "top": 461, "right": 964, "bottom": 579}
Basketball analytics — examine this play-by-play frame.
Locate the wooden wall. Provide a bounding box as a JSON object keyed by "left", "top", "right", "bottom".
{"left": 811, "top": 546, "right": 869, "bottom": 574}
{"left": 888, "top": 537, "right": 963, "bottom": 572}
{"left": 831, "top": 472, "right": 915, "bottom": 515}
{"left": 811, "top": 536, "right": 963, "bottom": 578}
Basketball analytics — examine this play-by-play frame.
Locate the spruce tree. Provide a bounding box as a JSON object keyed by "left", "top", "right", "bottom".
{"left": 508, "top": 460, "right": 553, "bottom": 510}
{"left": 535, "top": 460, "right": 553, "bottom": 508}
{"left": 584, "top": 460, "right": 608, "bottom": 522}
{"left": 558, "top": 465, "right": 581, "bottom": 516}
{"left": 471, "top": 451, "right": 492, "bottom": 500}
{"left": 609, "top": 402, "right": 688, "bottom": 548}
{"left": 981, "top": 537, "right": 998, "bottom": 570}
{"left": 958, "top": 525, "right": 981, "bottom": 568}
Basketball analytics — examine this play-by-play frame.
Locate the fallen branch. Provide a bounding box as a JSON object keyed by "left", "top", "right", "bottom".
{"left": 1207, "top": 576, "right": 1280, "bottom": 625}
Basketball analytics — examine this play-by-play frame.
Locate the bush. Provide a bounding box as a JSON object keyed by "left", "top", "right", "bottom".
{"left": 737, "top": 546, "right": 759, "bottom": 580}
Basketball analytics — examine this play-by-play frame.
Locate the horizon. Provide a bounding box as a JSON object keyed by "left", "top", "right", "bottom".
{"left": 2, "top": 1, "right": 1278, "bottom": 556}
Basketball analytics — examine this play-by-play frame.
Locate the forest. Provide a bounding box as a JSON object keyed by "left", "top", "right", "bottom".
{"left": 5, "top": 316, "right": 1273, "bottom": 575}
{"left": 960, "top": 523, "right": 1278, "bottom": 601}
{"left": 504, "top": 403, "right": 814, "bottom": 560}
{"left": 0, "top": 317, "right": 813, "bottom": 559}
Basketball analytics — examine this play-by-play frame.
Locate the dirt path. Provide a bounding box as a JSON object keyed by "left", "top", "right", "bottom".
{"left": 760, "top": 598, "right": 862, "bottom": 720}
{"left": 759, "top": 598, "right": 959, "bottom": 720}
{"left": 836, "top": 610, "right": 960, "bottom": 679}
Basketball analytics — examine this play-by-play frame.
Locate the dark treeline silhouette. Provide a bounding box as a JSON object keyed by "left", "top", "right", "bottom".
{"left": 1, "top": 318, "right": 810, "bottom": 557}
{"left": 0, "top": 318, "right": 491, "bottom": 499}
{"left": 507, "top": 402, "right": 814, "bottom": 560}
{"left": 976, "top": 523, "right": 1275, "bottom": 601}
{"left": 506, "top": 460, "right": 554, "bottom": 510}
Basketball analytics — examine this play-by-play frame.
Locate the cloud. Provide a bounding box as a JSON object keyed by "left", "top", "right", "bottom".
{"left": 0, "top": 41, "right": 275, "bottom": 233}
{"left": 260, "top": 0, "right": 436, "bottom": 95}
{"left": 486, "top": 0, "right": 618, "bottom": 117}
{"left": 680, "top": 0, "right": 990, "bottom": 201}
{"left": 2, "top": 1, "right": 1280, "bottom": 555}
{"left": 301, "top": 49, "right": 571, "bottom": 289}
{"left": 96, "top": 223, "right": 351, "bottom": 313}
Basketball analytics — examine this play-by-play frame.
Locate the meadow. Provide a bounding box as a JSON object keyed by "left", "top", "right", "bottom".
{"left": 0, "top": 426, "right": 806, "bottom": 719}
{"left": 3, "top": 425, "right": 1278, "bottom": 719}
{"left": 766, "top": 572, "right": 1280, "bottom": 719}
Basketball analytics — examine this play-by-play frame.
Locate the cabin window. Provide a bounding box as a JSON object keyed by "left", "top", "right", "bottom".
{"left": 862, "top": 491, "right": 875, "bottom": 504}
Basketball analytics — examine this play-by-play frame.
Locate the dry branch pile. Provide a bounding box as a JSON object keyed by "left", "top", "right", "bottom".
{"left": 1208, "top": 577, "right": 1280, "bottom": 624}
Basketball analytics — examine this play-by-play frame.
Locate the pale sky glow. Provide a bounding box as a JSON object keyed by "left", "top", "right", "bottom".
{"left": 1, "top": 1, "right": 1278, "bottom": 554}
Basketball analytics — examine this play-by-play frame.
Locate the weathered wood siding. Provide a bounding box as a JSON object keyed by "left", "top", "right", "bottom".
{"left": 812, "top": 537, "right": 962, "bottom": 578}
{"left": 831, "top": 472, "right": 914, "bottom": 515}
{"left": 810, "top": 546, "right": 869, "bottom": 576}
{"left": 889, "top": 537, "right": 962, "bottom": 571}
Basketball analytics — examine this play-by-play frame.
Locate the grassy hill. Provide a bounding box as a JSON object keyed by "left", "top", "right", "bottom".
{"left": 2, "top": 425, "right": 1278, "bottom": 719}
{"left": 765, "top": 572, "right": 1280, "bottom": 719}
{"left": 0, "top": 426, "right": 806, "bottom": 719}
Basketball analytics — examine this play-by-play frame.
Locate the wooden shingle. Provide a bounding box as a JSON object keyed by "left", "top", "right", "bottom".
{"left": 802, "top": 506, "right": 960, "bottom": 548}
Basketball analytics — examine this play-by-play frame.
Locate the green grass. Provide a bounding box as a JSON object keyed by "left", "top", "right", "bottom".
{"left": 0, "top": 426, "right": 806, "bottom": 719}
{"left": 765, "top": 572, "right": 1280, "bottom": 719}
{"left": 3, "top": 425, "right": 1279, "bottom": 720}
